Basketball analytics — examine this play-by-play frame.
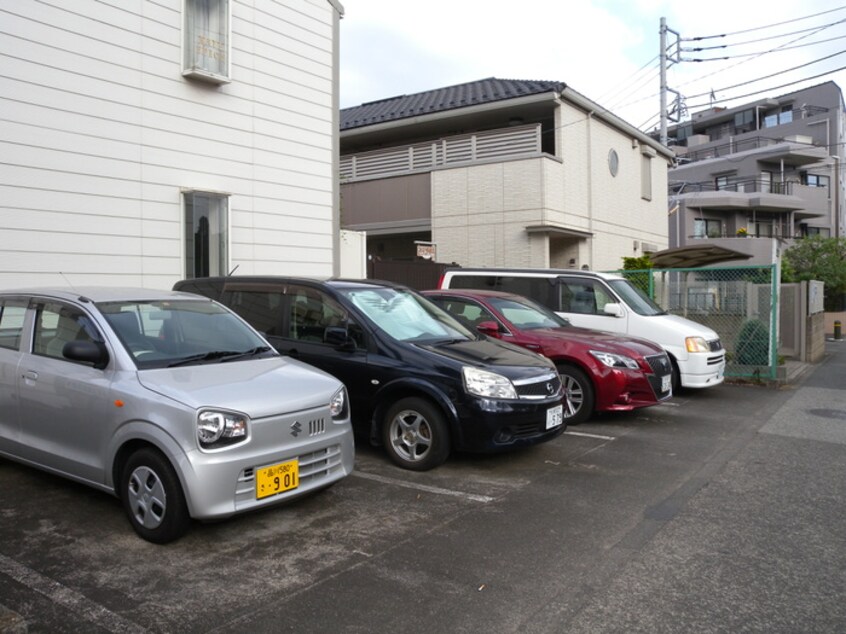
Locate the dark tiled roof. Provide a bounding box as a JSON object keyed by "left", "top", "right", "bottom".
{"left": 340, "top": 77, "right": 566, "bottom": 130}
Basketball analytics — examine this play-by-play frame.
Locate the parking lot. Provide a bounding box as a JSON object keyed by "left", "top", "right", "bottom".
{"left": 2, "top": 342, "right": 846, "bottom": 633}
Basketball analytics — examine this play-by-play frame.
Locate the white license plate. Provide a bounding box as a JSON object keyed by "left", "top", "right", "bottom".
{"left": 546, "top": 404, "right": 563, "bottom": 429}
{"left": 661, "top": 374, "right": 672, "bottom": 393}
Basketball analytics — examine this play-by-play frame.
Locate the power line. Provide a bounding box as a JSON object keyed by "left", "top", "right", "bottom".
{"left": 683, "top": 64, "right": 846, "bottom": 111}
{"left": 594, "top": 56, "right": 660, "bottom": 105}
{"left": 684, "top": 49, "right": 846, "bottom": 100}
{"left": 686, "top": 32, "right": 846, "bottom": 62}
{"left": 682, "top": 4, "right": 846, "bottom": 40}
{"left": 682, "top": 18, "right": 846, "bottom": 51}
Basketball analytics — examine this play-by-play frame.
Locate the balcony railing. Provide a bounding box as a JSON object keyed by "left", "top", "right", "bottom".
{"left": 670, "top": 177, "right": 806, "bottom": 195}
{"left": 340, "top": 124, "right": 543, "bottom": 182}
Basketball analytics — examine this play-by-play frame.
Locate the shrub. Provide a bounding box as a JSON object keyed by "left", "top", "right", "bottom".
{"left": 735, "top": 319, "right": 769, "bottom": 365}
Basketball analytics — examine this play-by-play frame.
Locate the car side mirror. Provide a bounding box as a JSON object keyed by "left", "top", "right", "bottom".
{"left": 324, "top": 327, "right": 356, "bottom": 351}
{"left": 603, "top": 303, "right": 624, "bottom": 317}
{"left": 476, "top": 321, "right": 501, "bottom": 337}
{"left": 63, "top": 340, "right": 109, "bottom": 369}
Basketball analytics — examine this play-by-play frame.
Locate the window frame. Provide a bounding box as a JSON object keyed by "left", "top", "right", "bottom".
{"left": 182, "top": 0, "right": 232, "bottom": 84}
{"left": 183, "top": 190, "right": 230, "bottom": 280}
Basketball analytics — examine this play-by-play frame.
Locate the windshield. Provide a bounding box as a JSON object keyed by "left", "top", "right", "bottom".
{"left": 608, "top": 279, "right": 666, "bottom": 316}
{"left": 488, "top": 296, "right": 567, "bottom": 330}
{"left": 340, "top": 287, "right": 474, "bottom": 343}
{"left": 98, "top": 299, "right": 274, "bottom": 369}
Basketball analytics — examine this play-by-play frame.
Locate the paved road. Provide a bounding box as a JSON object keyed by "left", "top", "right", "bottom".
{"left": 0, "top": 342, "right": 844, "bottom": 633}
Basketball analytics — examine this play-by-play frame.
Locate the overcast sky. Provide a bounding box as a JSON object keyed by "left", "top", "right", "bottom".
{"left": 338, "top": 1, "right": 846, "bottom": 133}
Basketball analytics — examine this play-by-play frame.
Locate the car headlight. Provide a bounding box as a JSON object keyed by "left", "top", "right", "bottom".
{"left": 329, "top": 387, "right": 348, "bottom": 420}
{"left": 589, "top": 350, "right": 640, "bottom": 370}
{"left": 197, "top": 410, "right": 248, "bottom": 449}
{"left": 462, "top": 366, "right": 518, "bottom": 399}
{"left": 685, "top": 336, "right": 710, "bottom": 353}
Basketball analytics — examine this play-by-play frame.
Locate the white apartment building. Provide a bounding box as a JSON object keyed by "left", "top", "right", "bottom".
{"left": 0, "top": 0, "right": 344, "bottom": 289}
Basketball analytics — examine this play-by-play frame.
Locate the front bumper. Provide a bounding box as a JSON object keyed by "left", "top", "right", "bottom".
{"left": 453, "top": 395, "right": 566, "bottom": 452}
{"left": 178, "top": 409, "right": 355, "bottom": 520}
{"left": 680, "top": 351, "right": 726, "bottom": 389}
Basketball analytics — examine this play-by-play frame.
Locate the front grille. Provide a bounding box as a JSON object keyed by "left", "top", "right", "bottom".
{"left": 645, "top": 353, "right": 672, "bottom": 376}
{"left": 708, "top": 339, "right": 722, "bottom": 352}
{"left": 235, "top": 443, "right": 345, "bottom": 506}
{"left": 514, "top": 374, "right": 561, "bottom": 400}
{"left": 308, "top": 418, "right": 325, "bottom": 436}
{"left": 506, "top": 421, "right": 547, "bottom": 439}
{"left": 707, "top": 354, "right": 725, "bottom": 366}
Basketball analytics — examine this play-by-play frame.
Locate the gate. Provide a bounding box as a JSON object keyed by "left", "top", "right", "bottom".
{"left": 367, "top": 259, "right": 453, "bottom": 291}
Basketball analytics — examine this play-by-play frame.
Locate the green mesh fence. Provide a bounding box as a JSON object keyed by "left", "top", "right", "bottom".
{"left": 611, "top": 265, "right": 778, "bottom": 380}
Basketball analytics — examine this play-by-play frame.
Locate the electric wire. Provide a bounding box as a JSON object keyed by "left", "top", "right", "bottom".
{"left": 682, "top": 5, "right": 846, "bottom": 40}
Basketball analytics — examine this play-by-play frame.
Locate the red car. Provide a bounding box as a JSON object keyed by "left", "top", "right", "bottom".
{"left": 422, "top": 289, "right": 673, "bottom": 424}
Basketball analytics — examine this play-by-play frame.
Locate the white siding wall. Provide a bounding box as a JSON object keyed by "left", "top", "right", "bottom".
{"left": 0, "top": 0, "right": 338, "bottom": 289}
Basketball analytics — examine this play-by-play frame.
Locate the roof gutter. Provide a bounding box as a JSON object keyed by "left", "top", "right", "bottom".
{"left": 340, "top": 92, "right": 553, "bottom": 140}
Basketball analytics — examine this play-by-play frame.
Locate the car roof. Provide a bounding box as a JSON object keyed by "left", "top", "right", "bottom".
{"left": 444, "top": 267, "right": 621, "bottom": 280}
{"left": 0, "top": 287, "right": 206, "bottom": 303}
{"left": 423, "top": 289, "right": 517, "bottom": 300}
{"left": 177, "top": 276, "right": 410, "bottom": 291}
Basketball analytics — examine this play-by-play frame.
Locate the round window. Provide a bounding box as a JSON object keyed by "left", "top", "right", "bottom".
{"left": 608, "top": 149, "right": 619, "bottom": 176}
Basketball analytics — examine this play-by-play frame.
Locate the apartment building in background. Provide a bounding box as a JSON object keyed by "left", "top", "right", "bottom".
{"left": 0, "top": 0, "right": 344, "bottom": 289}
{"left": 339, "top": 78, "right": 674, "bottom": 273}
{"left": 664, "top": 82, "right": 845, "bottom": 265}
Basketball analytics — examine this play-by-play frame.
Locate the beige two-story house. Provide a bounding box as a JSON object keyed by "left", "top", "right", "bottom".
{"left": 340, "top": 78, "right": 674, "bottom": 272}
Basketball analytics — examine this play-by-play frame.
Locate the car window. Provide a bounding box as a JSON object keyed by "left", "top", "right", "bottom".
{"left": 488, "top": 297, "right": 563, "bottom": 329}
{"left": 227, "top": 290, "right": 284, "bottom": 336}
{"left": 340, "top": 287, "right": 473, "bottom": 343}
{"left": 287, "top": 287, "right": 362, "bottom": 346}
{"left": 98, "top": 300, "right": 271, "bottom": 369}
{"left": 429, "top": 297, "right": 497, "bottom": 330}
{"left": 448, "top": 275, "right": 557, "bottom": 310}
{"left": 559, "top": 279, "right": 615, "bottom": 315}
{"left": 608, "top": 279, "right": 666, "bottom": 316}
{"left": 32, "top": 302, "right": 101, "bottom": 362}
{"left": 0, "top": 300, "right": 27, "bottom": 351}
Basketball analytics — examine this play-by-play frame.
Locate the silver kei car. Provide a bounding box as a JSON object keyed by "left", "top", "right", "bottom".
{"left": 0, "top": 288, "right": 355, "bottom": 543}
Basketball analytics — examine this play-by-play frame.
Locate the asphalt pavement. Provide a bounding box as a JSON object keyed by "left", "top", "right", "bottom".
{"left": 0, "top": 341, "right": 844, "bottom": 633}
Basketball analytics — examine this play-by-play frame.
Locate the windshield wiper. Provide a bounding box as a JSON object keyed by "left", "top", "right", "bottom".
{"left": 218, "top": 346, "right": 274, "bottom": 362}
{"left": 167, "top": 346, "right": 273, "bottom": 367}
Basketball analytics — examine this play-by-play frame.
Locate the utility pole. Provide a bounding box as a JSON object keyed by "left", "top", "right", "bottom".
{"left": 659, "top": 18, "right": 681, "bottom": 146}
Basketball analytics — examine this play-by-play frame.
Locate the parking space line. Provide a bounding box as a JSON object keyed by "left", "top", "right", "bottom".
{"left": 0, "top": 553, "right": 147, "bottom": 634}
{"left": 564, "top": 430, "right": 616, "bottom": 441}
{"left": 351, "top": 471, "right": 495, "bottom": 503}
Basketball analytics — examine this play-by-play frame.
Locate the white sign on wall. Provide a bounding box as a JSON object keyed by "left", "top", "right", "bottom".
{"left": 809, "top": 280, "right": 825, "bottom": 314}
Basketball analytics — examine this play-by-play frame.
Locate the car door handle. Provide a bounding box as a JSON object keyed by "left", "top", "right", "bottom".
{"left": 23, "top": 370, "right": 38, "bottom": 381}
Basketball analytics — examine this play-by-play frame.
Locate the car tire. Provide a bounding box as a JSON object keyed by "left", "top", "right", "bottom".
{"left": 121, "top": 448, "right": 190, "bottom": 544}
{"left": 557, "top": 365, "right": 594, "bottom": 425}
{"left": 382, "top": 397, "right": 450, "bottom": 471}
{"left": 669, "top": 357, "right": 682, "bottom": 394}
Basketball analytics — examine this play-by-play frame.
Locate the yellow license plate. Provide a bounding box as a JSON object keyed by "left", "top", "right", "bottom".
{"left": 255, "top": 459, "right": 299, "bottom": 499}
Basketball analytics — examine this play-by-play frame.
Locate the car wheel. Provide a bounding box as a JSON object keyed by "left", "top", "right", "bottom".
{"left": 669, "top": 357, "right": 682, "bottom": 394}
{"left": 558, "top": 366, "right": 594, "bottom": 425}
{"left": 121, "top": 448, "right": 190, "bottom": 544}
{"left": 382, "top": 397, "right": 450, "bottom": 471}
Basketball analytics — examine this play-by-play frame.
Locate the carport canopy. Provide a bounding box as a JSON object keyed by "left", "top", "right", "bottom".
{"left": 649, "top": 244, "right": 753, "bottom": 268}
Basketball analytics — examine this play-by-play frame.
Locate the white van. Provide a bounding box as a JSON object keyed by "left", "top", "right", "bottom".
{"left": 439, "top": 268, "right": 726, "bottom": 390}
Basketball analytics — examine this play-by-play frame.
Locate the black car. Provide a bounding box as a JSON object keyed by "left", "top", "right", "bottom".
{"left": 174, "top": 277, "right": 566, "bottom": 471}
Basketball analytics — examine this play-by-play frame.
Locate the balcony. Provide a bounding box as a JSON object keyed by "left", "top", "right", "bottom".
{"left": 669, "top": 177, "right": 827, "bottom": 217}
{"left": 340, "top": 124, "right": 543, "bottom": 182}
